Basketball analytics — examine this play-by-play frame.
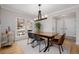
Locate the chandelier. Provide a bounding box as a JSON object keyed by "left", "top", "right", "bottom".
{"left": 34, "top": 4, "right": 47, "bottom": 21}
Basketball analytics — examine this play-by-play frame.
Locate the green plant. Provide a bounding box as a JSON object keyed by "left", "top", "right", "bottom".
{"left": 35, "top": 22, "right": 41, "bottom": 32}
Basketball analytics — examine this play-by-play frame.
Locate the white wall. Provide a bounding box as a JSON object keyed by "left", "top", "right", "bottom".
{"left": 0, "top": 6, "right": 1, "bottom": 24}
{"left": 40, "top": 8, "right": 76, "bottom": 37}
{"left": 41, "top": 16, "right": 54, "bottom": 32}
{"left": 0, "top": 6, "right": 1, "bottom": 26}
{"left": 55, "top": 15, "right": 76, "bottom": 37}
{"left": 76, "top": 8, "right": 79, "bottom": 45}
{"left": 0, "top": 8, "right": 32, "bottom": 40}
{"left": 0, "top": 6, "right": 1, "bottom": 47}
{"left": 64, "top": 15, "right": 76, "bottom": 37}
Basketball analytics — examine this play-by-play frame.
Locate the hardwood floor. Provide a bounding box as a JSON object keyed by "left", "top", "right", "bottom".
{"left": 63, "top": 39, "right": 79, "bottom": 54}
{"left": 0, "top": 43, "right": 23, "bottom": 54}
{"left": 0, "top": 39, "right": 79, "bottom": 54}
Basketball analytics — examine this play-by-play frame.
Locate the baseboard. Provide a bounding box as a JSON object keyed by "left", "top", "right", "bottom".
{"left": 65, "top": 36, "right": 76, "bottom": 43}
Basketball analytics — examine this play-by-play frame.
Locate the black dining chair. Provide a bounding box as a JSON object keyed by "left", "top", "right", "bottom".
{"left": 27, "top": 30, "right": 34, "bottom": 44}
{"left": 33, "top": 34, "right": 46, "bottom": 52}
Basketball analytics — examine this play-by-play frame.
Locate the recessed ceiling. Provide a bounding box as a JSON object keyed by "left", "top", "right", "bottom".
{"left": 1, "top": 4, "right": 78, "bottom": 18}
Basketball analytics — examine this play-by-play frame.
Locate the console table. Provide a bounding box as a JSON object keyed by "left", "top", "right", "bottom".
{"left": 0, "top": 31, "right": 15, "bottom": 48}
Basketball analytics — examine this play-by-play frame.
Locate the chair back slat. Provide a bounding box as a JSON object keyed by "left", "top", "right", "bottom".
{"left": 28, "top": 33, "right": 34, "bottom": 38}
{"left": 34, "top": 34, "right": 41, "bottom": 41}
{"left": 27, "top": 30, "right": 34, "bottom": 39}
{"left": 58, "top": 33, "right": 66, "bottom": 45}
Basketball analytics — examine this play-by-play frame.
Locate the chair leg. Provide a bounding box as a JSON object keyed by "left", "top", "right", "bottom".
{"left": 30, "top": 39, "right": 36, "bottom": 44}
{"left": 58, "top": 45, "right": 62, "bottom": 54}
{"left": 50, "top": 39, "right": 53, "bottom": 46}
{"left": 32, "top": 41, "right": 39, "bottom": 48}
{"left": 47, "top": 44, "right": 50, "bottom": 52}
{"left": 44, "top": 40, "right": 46, "bottom": 47}
{"left": 39, "top": 44, "right": 40, "bottom": 52}
{"left": 61, "top": 45, "right": 64, "bottom": 52}
{"left": 32, "top": 43, "right": 38, "bottom": 48}
{"left": 48, "top": 47, "right": 50, "bottom": 52}
{"left": 37, "top": 41, "right": 41, "bottom": 52}
{"left": 39, "top": 40, "right": 46, "bottom": 52}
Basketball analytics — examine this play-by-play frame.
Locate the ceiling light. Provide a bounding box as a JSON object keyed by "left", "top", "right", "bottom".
{"left": 34, "top": 4, "right": 47, "bottom": 21}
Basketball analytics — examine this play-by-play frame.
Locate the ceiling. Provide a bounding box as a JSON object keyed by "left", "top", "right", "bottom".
{"left": 0, "top": 4, "right": 78, "bottom": 18}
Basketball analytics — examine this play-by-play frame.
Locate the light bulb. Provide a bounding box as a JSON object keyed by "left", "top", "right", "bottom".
{"left": 45, "top": 15, "right": 47, "bottom": 17}
{"left": 42, "top": 16, "right": 44, "bottom": 18}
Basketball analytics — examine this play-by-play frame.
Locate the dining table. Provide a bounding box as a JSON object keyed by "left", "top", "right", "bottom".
{"left": 32, "top": 32, "right": 58, "bottom": 52}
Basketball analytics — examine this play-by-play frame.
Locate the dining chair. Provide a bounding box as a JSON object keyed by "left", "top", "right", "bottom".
{"left": 28, "top": 33, "right": 34, "bottom": 39}
{"left": 27, "top": 30, "right": 33, "bottom": 39}
{"left": 33, "top": 34, "right": 46, "bottom": 52}
{"left": 51, "top": 33, "right": 66, "bottom": 54}
{"left": 27, "top": 30, "right": 35, "bottom": 44}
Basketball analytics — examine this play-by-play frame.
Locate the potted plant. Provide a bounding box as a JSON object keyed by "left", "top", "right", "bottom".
{"left": 35, "top": 22, "right": 41, "bottom": 32}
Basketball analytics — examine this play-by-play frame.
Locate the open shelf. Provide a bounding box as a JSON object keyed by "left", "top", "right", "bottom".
{"left": 16, "top": 18, "right": 26, "bottom": 37}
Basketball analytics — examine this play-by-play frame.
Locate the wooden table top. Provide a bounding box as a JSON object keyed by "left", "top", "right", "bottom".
{"left": 32, "top": 32, "right": 58, "bottom": 38}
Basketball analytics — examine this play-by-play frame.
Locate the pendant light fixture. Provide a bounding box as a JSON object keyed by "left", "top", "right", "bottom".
{"left": 34, "top": 4, "right": 47, "bottom": 21}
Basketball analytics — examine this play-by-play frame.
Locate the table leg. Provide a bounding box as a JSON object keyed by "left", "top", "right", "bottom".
{"left": 44, "top": 38, "right": 49, "bottom": 52}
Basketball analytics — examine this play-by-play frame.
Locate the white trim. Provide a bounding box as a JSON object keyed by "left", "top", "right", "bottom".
{"left": 48, "top": 5, "right": 79, "bottom": 17}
